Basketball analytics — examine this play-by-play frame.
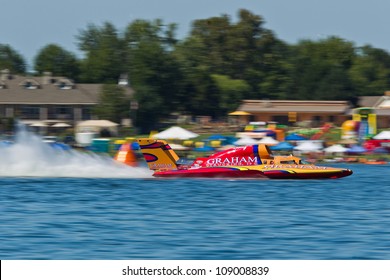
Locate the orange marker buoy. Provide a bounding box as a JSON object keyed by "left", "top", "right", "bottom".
{"left": 114, "top": 143, "right": 137, "bottom": 167}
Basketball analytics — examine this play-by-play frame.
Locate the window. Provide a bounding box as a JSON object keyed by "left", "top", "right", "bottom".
{"left": 58, "top": 82, "right": 73, "bottom": 90}
{"left": 56, "top": 106, "right": 72, "bottom": 115}
{"left": 48, "top": 106, "right": 73, "bottom": 120}
{"left": 25, "top": 82, "right": 38, "bottom": 89}
{"left": 56, "top": 79, "right": 74, "bottom": 90}
{"left": 272, "top": 115, "right": 289, "bottom": 125}
{"left": 82, "top": 107, "right": 92, "bottom": 120}
{"left": 55, "top": 106, "right": 72, "bottom": 119}
{"left": 280, "top": 160, "right": 296, "bottom": 164}
{"left": 20, "top": 79, "right": 40, "bottom": 90}
{"left": 20, "top": 106, "right": 40, "bottom": 119}
{"left": 312, "top": 115, "right": 322, "bottom": 126}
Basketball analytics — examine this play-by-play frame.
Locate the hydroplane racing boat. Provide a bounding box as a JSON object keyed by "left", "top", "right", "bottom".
{"left": 137, "top": 138, "right": 353, "bottom": 179}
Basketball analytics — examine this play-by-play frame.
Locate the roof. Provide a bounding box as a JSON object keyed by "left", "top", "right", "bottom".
{"left": 0, "top": 71, "right": 133, "bottom": 105}
{"left": 358, "top": 96, "right": 384, "bottom": 107}
{"left": 238, "top": 100, "right": 351, "bottom": 113}
{"left": 0, "top": 73, "right": 100, "bottom": 105}
{"left": 374, "top": 108, "right": 390, "bottom": 116}
{"left": 357, "top": 94, "right": 390, "bottom": 116}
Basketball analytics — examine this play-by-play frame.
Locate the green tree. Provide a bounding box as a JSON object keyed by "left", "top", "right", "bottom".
{"left": 34, "top": 44, "right": 80, "bottom": 80}
{"left": 124, "top": 19, "right": 183, "bottom": 131}
{"left": 255, "top": 31, "right": 293, "bottom": 99}
{"left": 177, "top": 9, "right": 292, "bottom": 104}
{"left": 349, "top": 45, "right": 390, "bottom": 96}
{"left": 211, "top": 74, "right": 250, "bottom": 114}
{"left": 226, "top": 9, "right": 266, "bottom": 81}
{"left": 190, "top": 14, "right": 232, "bottom": 75}
{"left": 184, "top": 70, "right": 220, "bottom": 117}
{"left": 133, "top": 85, "right": 164, "bottom": 132}
{"left": 0, "top": 44, "right": 26, "bottom": 73}
{"left": 93, "top": 84, "right": 131, "bottom": 123}
{"left": 77, "top": 22, "right": 126, "bottom": 83}
{"left": 71, "top": 10, "right": 390, "bottom": 131}
{"left": 290, "top": 37, "right": 356, "bottom": 100}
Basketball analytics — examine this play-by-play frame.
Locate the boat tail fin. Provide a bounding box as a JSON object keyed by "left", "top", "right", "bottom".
{"left": 256, "top": 144, "right": 273, "bottom": 159}
{"left": 137, "top": 138, "right": 179, "bottom": 170}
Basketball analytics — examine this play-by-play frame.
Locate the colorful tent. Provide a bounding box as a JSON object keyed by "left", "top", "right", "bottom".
{"left": 323, "top": 144, "right": 348, "bottom": 153}
{"left": 372, "top": 147, "right": 388, "bottom": 154}
{"left": 234, "top": 136, "right": 257, "bottom": 146}
{"left": 270, "top": 142, "right": 294, "bottom": 151}
{"left": 52, "top": 122, "right": 71, "bottom": 127}
{"left": 152, "top": 126, "right": 199, "bottom": 140}
{"left": 373, "top": 131, "right": 390, "bottom": 140}
{"left": 228, "top": 111, "right": 252, "bottom": 116}
{"left": 257, "top": 136, "right": 279, "bottom": 145}
{"left": 347, "top": 145, "right": 367, "bottom": 154}
{"left": 285, "top": 133, "right": 308, "bottom": 141}
{"left": 294, "top": 141, "right": 323, "bottom": 152}
{"left": 76, "top": 120, "right": 119, "bottom": 135}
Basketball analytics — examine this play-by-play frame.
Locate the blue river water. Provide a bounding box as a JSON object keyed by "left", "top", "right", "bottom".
{"left": 1, "top": 163, "right": 390, "bottom": 260}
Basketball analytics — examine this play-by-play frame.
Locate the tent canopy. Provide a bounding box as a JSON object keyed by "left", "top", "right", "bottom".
{"left": 205, "top": 134, "right": 227, "bottom": 141}
{"left": 52, "top": 122, "right": 71, "bottom": 128}
{"left": 76, "top": 120, "right": 119, "bottom": 135}
{"left": 372, "top": 147, "right": 388, "bottom": 154}
{"left": 270, "top": 141, "right": 294, "bottom": 151}
{"left": 234, "top": 136, "right": 257, "bottom": 146}
{"left": 257, "top": 136, "right": 279, "bottom": 145}
{"left": 347, "top": 145, "right": 367, "bottom": 154}
{"left": 324, "top": 144, "right": 348, "bottom": 153}
{"left": 285, "top": 133, "right": 308, "bottom": 141}
{"left": 152, "top": 126, "right": 199, "bottom": 140}
{"left": 373, "top": 131, "right": 390, "bottom": 140}
{"left": 77, "top": 120, "right": 118, "bottom": 127}
{"left": 294, "top": 141, "right": 323, "bottom": 152}
{"left": 228, "top": 111, "right": 252, "bottom": 116}
{"left": 168, "top": 143, "right": 191, "bottom": 151}
{"left": 30, "top": 121, "right": 48, "bottom": 127}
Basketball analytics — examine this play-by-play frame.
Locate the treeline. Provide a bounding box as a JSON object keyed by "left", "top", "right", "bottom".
{"left": 2, "top": 9, "right": 390, "bottom": 131}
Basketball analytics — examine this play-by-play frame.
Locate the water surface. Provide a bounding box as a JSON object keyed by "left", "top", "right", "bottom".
{"left": 1, "top": 164, "right": 389, "bottom": 259}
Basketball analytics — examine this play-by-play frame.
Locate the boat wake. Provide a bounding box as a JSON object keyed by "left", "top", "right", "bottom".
{"left": 0, "top": 125, "right": 153, "bottom": 178}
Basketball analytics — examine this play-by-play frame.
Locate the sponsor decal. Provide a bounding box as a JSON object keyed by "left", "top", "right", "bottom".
{"left": 150, "top": 163, "right": 174, "bottom": 169}
{"left": 205, "top": 156, "right": 257, "bottom": 166}
{"left": 263, "top": 165, "right": 328, "bottom": 170}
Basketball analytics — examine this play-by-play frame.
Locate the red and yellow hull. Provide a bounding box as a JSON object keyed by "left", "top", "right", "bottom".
{"left": 137, "top": 138, "right": 353, "bottom": 180}
{"left": 153, "top": 165, "right": 353, "bottom": 179}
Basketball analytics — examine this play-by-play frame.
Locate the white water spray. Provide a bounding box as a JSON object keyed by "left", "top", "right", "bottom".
{"left": 0, "top": 124, "right": 153, "bottom": 178}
